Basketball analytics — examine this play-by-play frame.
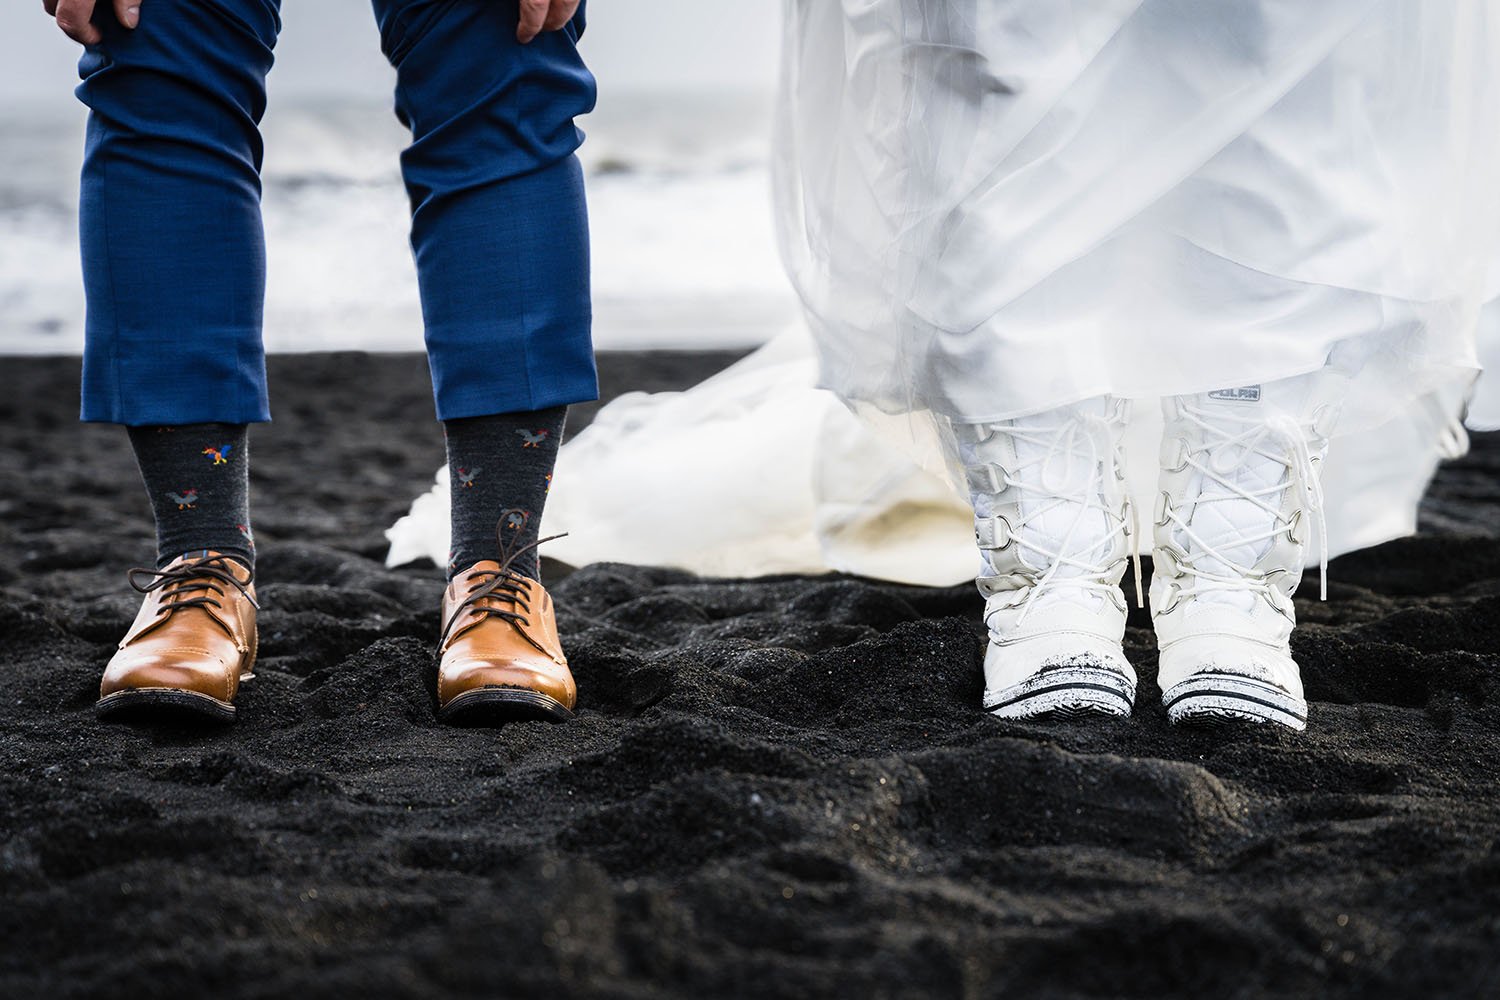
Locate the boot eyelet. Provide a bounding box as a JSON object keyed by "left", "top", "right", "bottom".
{"left": 1154, "top": 491, "right": 1173, "bottom": 527}
{"left": 1160, "top": 437, "right": 1190, "bottom": 472}
{"left": 1156, "top": 583, "right": 1181, "bottom": 616}
{"left": 965, "top": 465, "right": 1003, "bottom": 494}
{"left": 975, "top": 515, "right": 1012, "bottom": 550}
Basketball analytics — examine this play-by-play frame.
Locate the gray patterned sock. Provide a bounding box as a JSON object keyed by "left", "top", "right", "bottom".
{"left": 126, "top": 423, "right": 254, "bottom": 570}
{"left": 444, "top": 406, "right": 567, "bottom": 581}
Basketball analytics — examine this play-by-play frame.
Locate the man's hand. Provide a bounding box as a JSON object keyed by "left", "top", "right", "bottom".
{"left": 516, "top": 0, "right": 578, "bottom": 44}
{"left": 42, "top": 0, "right": 140, "bottom": 46}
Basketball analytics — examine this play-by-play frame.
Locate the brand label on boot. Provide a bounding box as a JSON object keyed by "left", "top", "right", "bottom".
{"left": 1208, "top": 385, "right": 1261, "bottom": 403}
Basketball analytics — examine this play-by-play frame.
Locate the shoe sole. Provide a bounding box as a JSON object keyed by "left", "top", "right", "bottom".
{"left": 985, "top": 666, "right": 1135, "bottom": 721}
{"left": 1163, "top": 673, "right": 1307, "bottom": 732}
{"left": 438, "top": 686, "right": 575, "bottom": 725}
{"left": 96, "top": 688, "right": 236, "bottom": 724}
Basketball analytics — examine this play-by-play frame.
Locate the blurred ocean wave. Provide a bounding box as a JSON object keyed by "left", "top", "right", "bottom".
{"left": 0, "top": 91, "right": 794, "bottom": 355}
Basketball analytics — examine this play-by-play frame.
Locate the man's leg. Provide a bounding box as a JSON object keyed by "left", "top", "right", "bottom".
{"left": 77, "top": 0, "right": 279, "bottom": 722}
{"left": 373, "top": 0, "right": 596, "bottom": 723}
{"left": 79, "top": 0, "right": 278, "bottom": 428}
{"left": 376, "top": 0, "right": 595, "bottom": 576}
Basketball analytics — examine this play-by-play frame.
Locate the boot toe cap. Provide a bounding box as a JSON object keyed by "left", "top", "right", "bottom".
{"left": 1156, "top": 634, "right": 1302, "bottom": 699}
{"left": 984, "top": 630, "right": 1135, "bottom": 693}
{"left": 1157, "top": 634, "right": 1307, "bottom": 731}
{"left": 983, "top": 633, "right": 1136, "bottom": 718}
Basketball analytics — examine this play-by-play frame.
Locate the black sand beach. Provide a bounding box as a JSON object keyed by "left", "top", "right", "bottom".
{"left": 3, "top": 351, "right": 1500, "bottom": 998}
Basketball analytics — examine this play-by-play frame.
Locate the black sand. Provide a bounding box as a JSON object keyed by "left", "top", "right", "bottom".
{"left": 3, "top": 352, "right": 1500, "bottom": 998}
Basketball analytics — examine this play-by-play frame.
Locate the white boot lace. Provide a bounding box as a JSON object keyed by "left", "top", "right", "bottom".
{"left": 982, "top": 408, "right": 1141, "bottom": 625}
{"left": 1421, "top": 392, "right": 1471, "bottom": 461}
{"left": 1165, "top": 402, "right": 1328, "bottom": 605}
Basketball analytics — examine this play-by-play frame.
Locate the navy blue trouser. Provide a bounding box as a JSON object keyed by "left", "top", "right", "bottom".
{"left": 77, "top": 0, "right": 598, "bottom": 425}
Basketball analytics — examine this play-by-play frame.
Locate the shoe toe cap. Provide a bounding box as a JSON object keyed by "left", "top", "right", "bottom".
{"left": 439, "top": 655, "right": 577, "bottom": 711}
{"left": 100, "top": 648, "right": 236, "bottom": 701}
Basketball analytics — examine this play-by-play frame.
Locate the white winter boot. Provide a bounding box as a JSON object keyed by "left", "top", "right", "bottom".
{"left": 1152, "top": 379, "right": 1340, "bottom": 731}
{"left": 958, "top": 397, "right": 1140, "bottom": 720}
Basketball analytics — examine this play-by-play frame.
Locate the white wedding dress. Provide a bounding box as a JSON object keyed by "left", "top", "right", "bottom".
{"left": 388, "top": 0, "right": 1500, "bottom": 585}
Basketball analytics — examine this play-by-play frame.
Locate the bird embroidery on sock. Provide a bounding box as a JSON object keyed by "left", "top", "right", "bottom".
{"left": 456, "top": 467, "right": 481, "bottom": 488}
{"left": 237, "top": 524, "right": 254, "bottom": 548}
{"left": 203, "top": 444, "right": 233, "bottom": 465}
{"left": 516, "top": 429, "right": 549, "bottom": 448}
{"left": 167, "top": 489, "right": 198, "bottom": 510}
{"left": 504, "top": 510, "right": 529, "bottom": 531}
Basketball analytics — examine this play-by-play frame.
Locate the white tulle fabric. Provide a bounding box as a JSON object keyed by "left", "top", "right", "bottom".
{"left": 1474, "top": 277, "right": 1500, "bottom": 430}
{"left": 386, "top": 323, "right": 1480, "bottom": 585}
{"left": 388, "top": 0, "right": 1500, "bottom": 585}
{"left": 777, "top": 0, "right": 1498, "bottom": 429}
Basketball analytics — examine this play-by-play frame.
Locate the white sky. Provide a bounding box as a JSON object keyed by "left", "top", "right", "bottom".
{"left": 1, "top": 0, "right": 780, "bottom": 105}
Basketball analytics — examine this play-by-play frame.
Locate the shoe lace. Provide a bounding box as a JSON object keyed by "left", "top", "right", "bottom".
{"left": 1421, "top": 392, "right": 1470, "bottom": 461}
{"left": 438, "top": 510, "right": 566, "bottom": 649}
{"left": 127, "top": 554, "right": 259, "bottom": 617}
{"left": 1166, "top": 403, "right": 1328, "bottom": 603}
{"left": 988, "top": 408, "right": 1141, "bottom": 625}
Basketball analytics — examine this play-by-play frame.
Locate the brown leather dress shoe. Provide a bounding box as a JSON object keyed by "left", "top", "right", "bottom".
{"left": 437, "top": 561, "right": 576, "bottom": 723}
{"left": 96, "top": 552, "right": 258, "bottom": 723}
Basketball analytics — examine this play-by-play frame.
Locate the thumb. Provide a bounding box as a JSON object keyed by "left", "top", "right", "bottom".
{"left": 112, "top": 0, "right": 139, "bottom": 28}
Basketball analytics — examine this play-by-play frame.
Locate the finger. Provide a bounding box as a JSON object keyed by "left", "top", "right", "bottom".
{"left": 542, "top": 0, "right": 579, "bottom": 32}
{"left": 516, "top": 0, "right": 548, "bottom": 43}
{"left": 53, "top": 0, "right": 101, "bottom": 44}
{"left": 112, "top": 0, "right": 139, "bottom": 29}
{"left": 43, "top": 1, "right": 60, "bottom": 17}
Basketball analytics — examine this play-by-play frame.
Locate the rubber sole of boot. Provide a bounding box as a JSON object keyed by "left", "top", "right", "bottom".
{"left": 438, "top": 686, "right": 575, "bottom": 725}
{"left": 985, "top": 664, "right": 1136, "bottom": 721}
{"left": 95, "top": 687, "right": 236, "bottom": 723}
{"left": 1163, "top": 672, "right": 1307, "bottom": 732}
